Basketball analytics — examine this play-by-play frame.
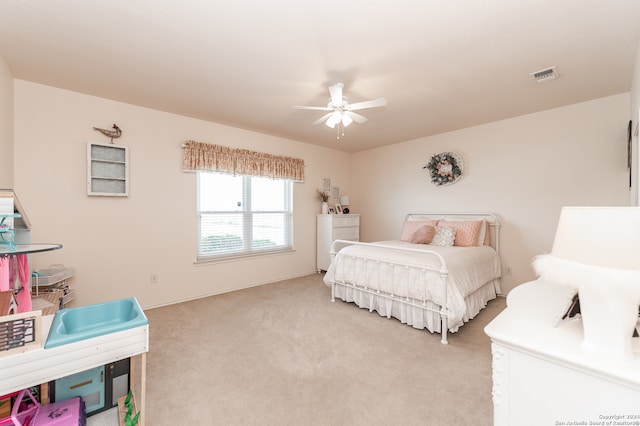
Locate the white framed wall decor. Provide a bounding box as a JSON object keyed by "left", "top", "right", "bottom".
{"left": 87, "top": 141, "right": 129, "bottom": 196}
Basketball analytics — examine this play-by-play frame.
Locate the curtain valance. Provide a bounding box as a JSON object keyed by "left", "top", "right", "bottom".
{"left": 182, "top": 140, "right": 305, "bottom": 182}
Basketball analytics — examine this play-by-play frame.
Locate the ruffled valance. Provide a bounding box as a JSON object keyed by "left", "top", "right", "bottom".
{"left": 182, "top": 140, "right": 305, "bottom": 182}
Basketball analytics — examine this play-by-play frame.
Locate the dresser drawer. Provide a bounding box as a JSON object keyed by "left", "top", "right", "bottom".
{"left": 334, "top": 226, "right": 359, "bottom": 240}
{"left": 333, "top": 215, "right": 360, "bottom": 227}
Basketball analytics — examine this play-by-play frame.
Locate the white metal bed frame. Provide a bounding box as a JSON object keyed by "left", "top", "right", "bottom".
{"left": 327, "top": 212, "right": 501, "bottom": 344}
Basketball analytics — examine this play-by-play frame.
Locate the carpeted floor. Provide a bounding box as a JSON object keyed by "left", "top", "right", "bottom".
{"left": 140, "top": 273, "right": 506, "bottom": 425}
{"left": 86, "top": 407, "right": 118, "bottom": 425}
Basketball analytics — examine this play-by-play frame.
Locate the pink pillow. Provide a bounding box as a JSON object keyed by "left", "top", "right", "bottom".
{"left": 400, "top": 220, "right": 438, "bottom": 242}
{"left": 438, "top": 220, "right": 483, "bottom": 247}
{"left": 407, "top": 225, "right": 436, "bottom": 244}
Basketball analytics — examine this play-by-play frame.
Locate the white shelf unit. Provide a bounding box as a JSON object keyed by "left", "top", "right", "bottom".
{"left": 87, "top": 141, "right": 129, "bottom": 196}
{"left": 31, "top": 266, "right": 76, "bottom": 311}
{"left": 316, "top": 214, "right": 359, "bottom": 272}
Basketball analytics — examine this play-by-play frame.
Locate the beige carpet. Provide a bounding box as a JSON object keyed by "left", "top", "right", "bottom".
{"left": 144, "top": 273, "right": 506, "bottom": 426}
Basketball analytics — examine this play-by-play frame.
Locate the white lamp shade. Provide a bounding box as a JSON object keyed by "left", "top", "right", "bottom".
{"left": 326, "top": 112, "right": 341, "bottom": 128}
{"left": 551, "top": 207, "right": 640, "bottom": 270}
{"left": 340, "top": 196, "right": 350, "bottom": 205}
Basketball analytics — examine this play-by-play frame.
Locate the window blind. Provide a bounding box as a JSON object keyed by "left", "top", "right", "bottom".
{"left": 197, "top": 172, "right": 293, "bottom": 260}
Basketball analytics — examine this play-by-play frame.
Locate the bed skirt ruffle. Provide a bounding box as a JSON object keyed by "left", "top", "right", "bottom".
{"left": 332, "top": 278, "right": 500, "bottom": 333}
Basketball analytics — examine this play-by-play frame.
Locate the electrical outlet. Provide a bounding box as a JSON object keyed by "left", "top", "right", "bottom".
{"left": 150, "top": 274, "right": 158, "bottom": 284}
{"left": 504, "top": 267, "right": 512, "bottom": 276}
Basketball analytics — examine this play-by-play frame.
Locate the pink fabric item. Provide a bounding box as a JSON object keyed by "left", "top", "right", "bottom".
{"left": 16, "top": 254, "right": 32, "bottom": 313}
{"left": 9, "top": 255, "right": 16, "bottom": 289}
{"left": 0, "top": 256, "right": 9, "bottom": 291}
{"left": 399, "top": 220, "right": 439, "bottom": 242}
{"left": 407, "top": 225, "right": 436, "bottom": 244}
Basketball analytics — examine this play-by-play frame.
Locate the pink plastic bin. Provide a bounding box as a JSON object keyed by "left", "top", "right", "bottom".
{"left": 33, "top": 397, "right": 85, "bottom": 426}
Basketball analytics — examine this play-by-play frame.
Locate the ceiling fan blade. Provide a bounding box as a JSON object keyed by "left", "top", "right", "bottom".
{"left": 348, "top": 97, "right": 387, "bottom": 111}
{"left": 328, "top": 83, "right": 344, "bottom": 107}
{"left": 344, "top": 111, "right": 368, "bottom": 124}
{"left": 292, "top": 105, "right": 331, "bottom": 111}
{"left": 313, "top": 112, "right": 333, "bottom": 125}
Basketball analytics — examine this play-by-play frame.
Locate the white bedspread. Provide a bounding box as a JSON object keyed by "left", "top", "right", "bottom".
{"left": 323, "top": 240, "right": 501, "bottom": 330}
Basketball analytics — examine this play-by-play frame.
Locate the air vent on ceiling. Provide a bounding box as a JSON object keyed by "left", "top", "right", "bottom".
{"left": 530, "top": 66, "right": 559, "bottom": 83}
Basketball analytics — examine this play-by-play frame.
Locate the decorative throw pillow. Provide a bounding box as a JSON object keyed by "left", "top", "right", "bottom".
{"left": 407, "top": 225, "right": 436, "bottom": 244}
{"left": 400, "top": 220, "right": 439, "bottom": 242}
{"left": 431, "top": 226, "right": 456, "bottom": 247}
{"left": 438, "top": 220, "right": 483, "bottom": 247}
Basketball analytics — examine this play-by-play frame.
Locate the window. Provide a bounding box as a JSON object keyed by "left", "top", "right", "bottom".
{"left": 197, "top": 172, "right": 293, "bottom": 260}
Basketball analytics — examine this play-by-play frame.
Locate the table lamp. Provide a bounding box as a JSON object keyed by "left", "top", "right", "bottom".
{"left": 533, "top": 206, "right": 640, "bottom": 360}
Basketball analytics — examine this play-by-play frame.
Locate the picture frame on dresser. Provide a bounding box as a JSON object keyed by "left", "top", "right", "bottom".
{"left": 335, "top": 204, "right": 342, "bottom": 214}
{"left": 328, "top": 207, "right": 336, "bottom": 214}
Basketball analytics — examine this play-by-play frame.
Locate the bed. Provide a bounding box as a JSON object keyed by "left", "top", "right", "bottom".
{"left": 323, "top": 213, "right": 502, "bottom": 344}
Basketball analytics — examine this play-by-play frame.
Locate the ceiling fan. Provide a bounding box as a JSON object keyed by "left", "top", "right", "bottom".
{"left": 293, "top": 83, "right": 387, "bottom": 133}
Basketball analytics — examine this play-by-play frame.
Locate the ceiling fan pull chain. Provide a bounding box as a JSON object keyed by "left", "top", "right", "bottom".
{"left": 336, "top": 122, "right": 346, "bottom": 139}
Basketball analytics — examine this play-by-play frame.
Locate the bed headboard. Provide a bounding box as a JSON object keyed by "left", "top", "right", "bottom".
{"left": 404, "top": 212, "right": 501, "bottom": 253}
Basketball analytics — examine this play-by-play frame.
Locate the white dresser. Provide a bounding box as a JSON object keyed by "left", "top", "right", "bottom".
{"left": 484, "top": 280, "right": 640, "bottom": 426}
{"left": 316, "top": 214, "right": 359, "bottom": 272}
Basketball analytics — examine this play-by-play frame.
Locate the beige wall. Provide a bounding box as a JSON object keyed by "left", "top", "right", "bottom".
{"left": 351, "top": 94, "right": 630, "bottom": 294}
{"left": 13, "top": 80, "right": 352, "bottom": 308}
{"left": 0, "top": 54, "right": 13, "bottom": 188}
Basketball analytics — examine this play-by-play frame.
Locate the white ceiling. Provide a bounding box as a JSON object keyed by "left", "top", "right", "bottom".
{"left": 1, "top": 1, "right": 639, "bottom": 153}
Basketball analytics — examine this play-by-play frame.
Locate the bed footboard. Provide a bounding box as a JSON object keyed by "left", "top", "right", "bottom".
{"left": 328, "top": 239, "right": 450, "bottom": 344}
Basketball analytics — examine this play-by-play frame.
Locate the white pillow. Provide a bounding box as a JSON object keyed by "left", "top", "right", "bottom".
{"left": 476, "top": 220, "right": 487, "bottom": 246}
{"left": 431, "top": 226, "right": 456, "bottom": 247}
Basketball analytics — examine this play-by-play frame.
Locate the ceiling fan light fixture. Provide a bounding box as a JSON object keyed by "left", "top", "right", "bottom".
{"left": 295, "top": 82, "right": 386, "bottom": 136}
{"left": 326, "top": 111, "right": 341, "bottom": 128}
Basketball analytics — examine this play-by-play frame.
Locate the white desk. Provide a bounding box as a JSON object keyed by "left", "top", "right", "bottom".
{"left": 484, "top": 280, "right": 640, "bottom": 426}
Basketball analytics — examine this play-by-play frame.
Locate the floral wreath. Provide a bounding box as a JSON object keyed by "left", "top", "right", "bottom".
{"left": 423, "top": 152, "right": 463, "bottom": 186}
